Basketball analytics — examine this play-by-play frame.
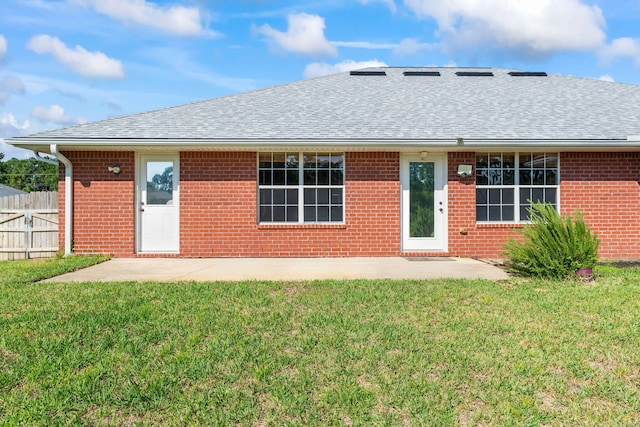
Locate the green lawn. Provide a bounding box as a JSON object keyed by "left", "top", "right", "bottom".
{"left": 0, "top": 259, "right": 639, "bottom": 426}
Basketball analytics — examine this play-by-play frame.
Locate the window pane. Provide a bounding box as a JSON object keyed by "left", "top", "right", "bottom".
{"left": 259, "top": 189, "right": 272, "bottom": 204}
{"left": 331, "top": 188, "right": 343, "bottom": 204}
{"left": 503, "top": 154, "right": 515, "bottom": 169}
{"left": 545, "top": 154, "right": 558, "bottom": 168}
{"left": 331, "top": 170, "right": 344, "bottom": 185}
{"left": 273, "top": 189, "right": 285, "bottom": 204}
{"left": 287, "top": 206, "right": 298, "bottom": 222}
{"left": 317, "top": 153, "right": 330, "bottom": 168}
{"left": 476, "top": 205, "right": 488, "bottom": 222}
{"left": 545, "top": 188, "right": 557, "bottom": 204}
{"left": 304, "top": 170, "right": 316, "bottom": 185}
{"left": 520, "top": 206, "right": 530, "bottom": 221}
{"left": 489, "top": 206, "right": 501, "bottom": 221}
{"left": 273, "top": 170, "right": 285, "bottom": 185}
{"left": 476, "top": 188, "right": 488, "bottom": 205}
{"left": 317, "top": 188, "right": 329, "bottom": 204}
{"left": 476, "top": 169, "right": 488, "bottom": 185}
{"left": 286, "top": 169, "right": 299, "bottom": 185}
{"left": 546, "top": 170, "right": 557, "bottom": 185}
{"left": 287, "top": 189, "right": 298, "bottom": 205}
{"left": 146, "top": 162, "right": 173, "bottom": 205}
{"left": 260, "top": 206, "right": 272, "bottom": 222}
{"left": 303, "top": 153, "right": 316, "bottom": 168}
{"left": 520, "top": 188, "right": 531, "bottom": 204}
{"left": 258, "top": 153, "right": 271, "bottom": 168}
{"left": 489, "top": 154, "right": 502, "bottom": 168}
{"left": 317, "top": 206, "right": 330, "bottom": 221}
{"left": 502, "top": 188, "right": 514, "bottom": 204}
{"left": 259, "top": 170, "right": 271, "bottom": 186}
{"left": 304, "top": 188, "right": 315, "bottom": 205}
{"left": 533, "top": 170, "right": 545, "bottom": 185}
{"left": 519, "top": 153, "right": 532, "bottom": 168}
{"left": 532, "top": 188, "right": 544, "bottom": 203}
{"left": 519, "top": 170, "right": 531, "bottom": 185}
{"left": 318, "top": 170, "right": 330, "bottom": 185}
{"left": 286, "top": 153, "right": 299, "bottom": 168}
{"left": 304, "top": 206, "right": 316, "bottom": 221}
{"left": 409, "top": 162, "right": 435, "bottom": 237}
{"left": 503, "top": 170, "right": 514, "bottom": 185}
{"left": 331, "top": 154, "right": 344, "bottom": 169}
{"left": 502, "top": 206, "right": 514, "bottom": 221}
{"left": 489, "top": 189, "right": 501, "bottom": 204}
{"left": 273, "top": 206, "right": 285, "bottom": 222}
{"left": 331, "top": 206, "right": 343, "bottom": 222}
{"left": 476, "top": 153, "right": 489, "bottom": 169}
{"left": 489, "top": 170, "right": 501, "bottom": 185}
{"left": 273, "top": 153, "right": 286, "bottom": 168}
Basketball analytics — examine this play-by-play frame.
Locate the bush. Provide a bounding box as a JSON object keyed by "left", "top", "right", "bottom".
{"left": 503, "top": 203, "right": 599, "bottom": 279}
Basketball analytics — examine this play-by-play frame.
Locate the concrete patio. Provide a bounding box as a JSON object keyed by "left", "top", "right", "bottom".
{"left": 43, "top": 257, "right": 509, "bottom": 282}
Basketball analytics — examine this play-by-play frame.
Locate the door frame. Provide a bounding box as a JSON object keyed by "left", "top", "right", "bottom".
{"left": 400, "top": 152, "right": 448, "bottom": 252}
{"left": 135, "top": 153, "right": 180, "bottom": 254}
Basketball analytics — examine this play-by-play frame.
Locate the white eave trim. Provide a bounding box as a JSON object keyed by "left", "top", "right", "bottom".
{"left": 8, "top": 137, "right": 640, "bottom": 152}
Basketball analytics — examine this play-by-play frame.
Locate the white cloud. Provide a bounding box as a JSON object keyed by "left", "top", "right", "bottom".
{"left": 31, "top": 104, "right": 85, "bottom": 126}
{"left": 0, "top": 113, "right": 34, "bottom": 159}
{"left": 0, "top": 35, "right": 7, "bottom": 60}
{"left": 70, "top": 0, "right": 206, "bottom": 36}
{"left": 404, "top": 0, "right": 606, "bottom": 57}
{"left": 358, "top": 0, "right": 397, "bottom": 13}
{"left": 332, "top": 41, "right": 397, "bottom": 50}
{"left": 599, "top": 74, "right": 614, "bottom": 82}
{"left": 393, "top": 38, "right": 433, "bottom": 55}
{"left": 599, "top": 37, "right": 640, "bottom": 67}
{"left": 304, "top": 59, "right": 388, "bottom": 78}
{"left": 0, "top": 74, "right": 26, "bottom": 104}
{"left": 256, "top": 13, "right": 337, "bottom": 58}
{"left": 26, "top": 35, "right": 125, "bottom": 79}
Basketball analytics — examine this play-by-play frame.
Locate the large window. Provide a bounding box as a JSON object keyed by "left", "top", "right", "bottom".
{"left": 258, "top": 152, "right": 344, "bottom": 223}
{"left": 476, "top": 152, "right": 558, "bottom": 222}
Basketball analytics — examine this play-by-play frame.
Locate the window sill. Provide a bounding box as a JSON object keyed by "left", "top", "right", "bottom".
{"left": 476, "top": 223, "right": 525, "bottom": 229}
{"left": 258, "top": 223, "right": 347, "bottom": 230}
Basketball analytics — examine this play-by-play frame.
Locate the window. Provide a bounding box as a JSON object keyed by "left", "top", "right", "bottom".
{"left": 476, "top": 153, "right": 558, "bottom": 222}
{"left": 258, "top": 152, "right": 344, "bottom": 223}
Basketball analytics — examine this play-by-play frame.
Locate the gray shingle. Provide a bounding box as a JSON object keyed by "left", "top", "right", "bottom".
{"left": 13, "top": 67, "right": 640, "bottom": 142}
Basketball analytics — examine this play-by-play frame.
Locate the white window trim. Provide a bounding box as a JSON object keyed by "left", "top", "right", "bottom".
{"left": 476, "top": 152, "right": 560, "bottom": 224}
{"left": 257, "top": 152, "right": 346, "bottom": 224}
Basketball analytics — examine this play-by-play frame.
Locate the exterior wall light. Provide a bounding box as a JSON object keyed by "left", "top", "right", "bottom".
{"left": 108, "top": 163, "right": 121, "bottom": 175}
{"left": 457, "top": 164, "right": 473, "bottom": 178}
{"left": 420, "top": 151, "right": 428, "bottom": 160}
{"left": 456, "top": 137, "right": 464, "bottom": 145}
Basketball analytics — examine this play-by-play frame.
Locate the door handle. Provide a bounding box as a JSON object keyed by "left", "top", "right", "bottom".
{"left": 140, "top": 208, "right": 145, "bottom": 212}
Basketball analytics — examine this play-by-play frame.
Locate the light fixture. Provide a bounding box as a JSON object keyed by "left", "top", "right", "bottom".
{"left": 456, "top": 137, "right": 464, "bottom": 145}
{"left": 108, "top": 163, "right": 121, "bottom": 175}
{"left": 457, "top": 164, "right": 473, "bottom": 178}
{"left": 420, "top": 151, "right": 428, "bottom": 160}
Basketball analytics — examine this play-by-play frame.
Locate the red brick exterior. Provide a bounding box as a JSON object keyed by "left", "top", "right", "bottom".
{"left": 60, "top": 150, "right": 640, "bottom": 259}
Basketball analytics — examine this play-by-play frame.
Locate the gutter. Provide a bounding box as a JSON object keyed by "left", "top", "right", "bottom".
{"left": 49, "top": 144, "right": 73, "bottom": 256}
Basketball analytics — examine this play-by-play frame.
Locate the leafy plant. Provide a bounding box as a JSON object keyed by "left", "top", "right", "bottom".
{"left": 503, "top": 202, "right": 599, "bottom": 278}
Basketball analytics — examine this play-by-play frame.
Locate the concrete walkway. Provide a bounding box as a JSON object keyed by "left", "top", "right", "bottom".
{"left": 44, "top": 257, "right": 509, "bottom": 282}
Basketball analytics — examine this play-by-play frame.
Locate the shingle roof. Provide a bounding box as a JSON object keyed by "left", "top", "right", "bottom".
{"left": 10, "top": 67, "right": 640, "bottom": 144}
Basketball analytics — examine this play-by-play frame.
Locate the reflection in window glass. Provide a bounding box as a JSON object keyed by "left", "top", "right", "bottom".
{"left": 146, "top": 161, "right": 173, "bottom": 205}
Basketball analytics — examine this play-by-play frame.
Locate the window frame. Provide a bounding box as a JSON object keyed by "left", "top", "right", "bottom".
{"left": 475, "top": 152, "right": 560, "bottom": 224}
{"left": 257, "top": 152, "right": 345, "bottom": 224}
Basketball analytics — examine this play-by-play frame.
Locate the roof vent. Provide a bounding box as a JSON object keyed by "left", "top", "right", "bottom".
{"left": 350, "top": 70, "right": 387, "bottom": 76}
{"left": 508, "top": 71, "right": 547, "bottom": 77}
{"left": 456, "top": 71, "right": 494, "bottom": 77}
{"left": 403, "top": 71, "right": 441, "bottom": 77}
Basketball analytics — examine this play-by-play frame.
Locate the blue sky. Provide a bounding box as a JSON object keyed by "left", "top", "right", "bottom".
{"left": 1, "top": 0, "right": 640, "bottom": 158}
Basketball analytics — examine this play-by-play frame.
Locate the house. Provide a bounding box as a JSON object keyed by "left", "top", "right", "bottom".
{"left": 8, "top": 67, "right": 640, "bottom": 259}
{"left": 0, "top": 184, "right": 27, "bottom": 197}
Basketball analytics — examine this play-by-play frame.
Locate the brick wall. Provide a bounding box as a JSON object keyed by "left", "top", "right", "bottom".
{"left": 179, "top": 152, "right": 400, "bottom": 257}
{"left": 61, "top": 150, "right": 640, "bottom": 259}
{"left": 59, "top": 151, "right": 135, "bottom": 256}
{"left": 446, "top": 151, "right": 640, "bottom": 259}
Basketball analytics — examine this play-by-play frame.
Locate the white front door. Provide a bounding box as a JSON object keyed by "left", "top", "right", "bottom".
{"left": 401, "top": 153, "right": 447, "bottom": 252}
{"left": 138, "top": 154, "right": 179, "bottom": 253}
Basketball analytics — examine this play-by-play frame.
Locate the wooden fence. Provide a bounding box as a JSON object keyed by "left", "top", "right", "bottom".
{"left": 0, "top": 192, "right": 59, "bottom": 260}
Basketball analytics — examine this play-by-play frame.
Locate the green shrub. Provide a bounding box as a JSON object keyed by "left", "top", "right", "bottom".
{"left": 503, "top": 202, "right": 599, "bottom": 279}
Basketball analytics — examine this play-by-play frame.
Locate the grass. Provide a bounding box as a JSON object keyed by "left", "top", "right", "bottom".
{"left": 0, "top": 260, "right": 639, "bottom": 426}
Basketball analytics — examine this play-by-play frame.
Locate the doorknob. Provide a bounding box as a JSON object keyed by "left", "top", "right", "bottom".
{"left": 141, "top": 208, "right": 145, "bottom": 212}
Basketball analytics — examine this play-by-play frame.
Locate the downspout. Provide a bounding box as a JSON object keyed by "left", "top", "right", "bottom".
{"left": 49, "top": 144, "right": 73, "bottom": 256}
{"left": 32, "top": 151, "right": 58, "bottom": 166}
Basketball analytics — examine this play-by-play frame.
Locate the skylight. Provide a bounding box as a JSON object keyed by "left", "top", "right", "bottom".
{"left": 403, "top": 71, "right": 441, "bottom": 77}
{"left": 350, "top": 70, "right": 387, "bottom": 76}
{"left": 456, "top": 71, "right": 494, "bottom": 77}
{"left": 508, "top": 71, "right": 548, "bottom": 77}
